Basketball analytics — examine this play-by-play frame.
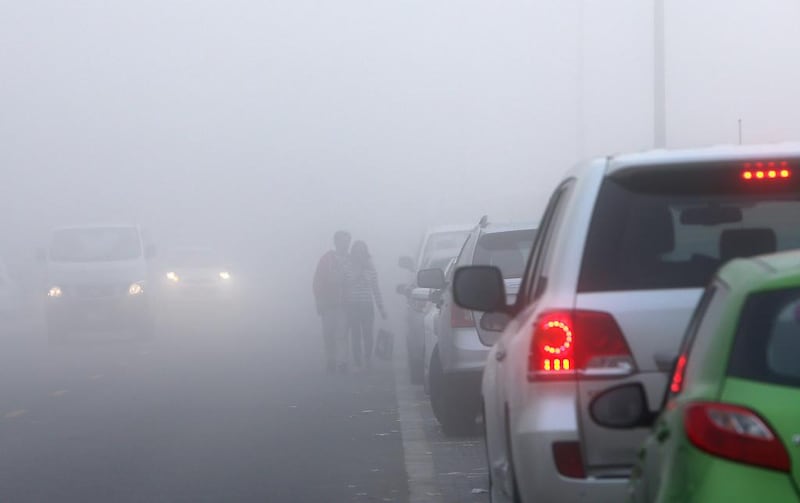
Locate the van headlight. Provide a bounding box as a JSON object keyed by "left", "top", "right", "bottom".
{"left": 128, "top": 282, "right": 145, "bottom": 296}
{"left": 219, "top": 271, "right": 231, "bottom": 280}
{"left": 166, "top": 271, "right": 180, "bottom": 282}
{"left": 47, "top": 286, "right": 63, "bottom": 298}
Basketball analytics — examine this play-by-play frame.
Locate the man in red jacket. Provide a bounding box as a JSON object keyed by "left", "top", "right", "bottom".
{"left": 313, "top": 230, "right": 351, "bottom": 373}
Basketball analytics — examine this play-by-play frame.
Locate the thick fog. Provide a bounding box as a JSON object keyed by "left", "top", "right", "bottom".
{"left": 1, "top": 1, "right": 800, "bottom": 498}
{"left": 4, "top": 1, "right": 800, "bottom": 318}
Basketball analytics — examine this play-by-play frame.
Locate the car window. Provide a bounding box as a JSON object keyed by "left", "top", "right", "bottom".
{"left": 50, "top": 227, "right": 142, "bottom": 262}
{"left": 522, "top": 180, "right": 574, "bottom": 303}
{"left": 578, "top": 168, "right": 800, "bottom": 292}
{"left": 729, "top": 287, "right": 800, "bottom": 387}
{"left": 473, "top": 229, "right": 537, "bottom": 279}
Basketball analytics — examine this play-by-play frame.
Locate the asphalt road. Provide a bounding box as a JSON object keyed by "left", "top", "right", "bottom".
{"left": 0, "top": 304, "right": 487, "bottom": 503}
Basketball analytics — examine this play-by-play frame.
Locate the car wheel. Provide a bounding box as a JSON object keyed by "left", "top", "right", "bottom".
{"left": 430, "top": 349, "right": 475, "bottom": 436}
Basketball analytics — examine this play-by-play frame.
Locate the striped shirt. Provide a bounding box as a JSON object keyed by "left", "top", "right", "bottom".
{"left": 344, "top": 262, "right": 384, "bottom": 310}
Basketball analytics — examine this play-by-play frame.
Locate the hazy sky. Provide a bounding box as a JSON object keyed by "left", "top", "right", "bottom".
{"left": 3, "top": 0, "right": 800, "bottom": 317}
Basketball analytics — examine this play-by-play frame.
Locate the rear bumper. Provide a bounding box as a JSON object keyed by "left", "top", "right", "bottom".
{"left": 440, "top": 328, "right": 490, "bottom": 373}
{"left": 511, "top": 382, "right": 628, "bottom": 503}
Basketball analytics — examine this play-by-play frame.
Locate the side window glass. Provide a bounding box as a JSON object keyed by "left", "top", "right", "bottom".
{"left": 524, "top": 180, "right": 574, "bottom": 302}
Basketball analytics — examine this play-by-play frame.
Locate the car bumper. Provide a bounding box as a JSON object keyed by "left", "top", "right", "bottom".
{"left": 46, "top": 296, "right": 152, "bottom": 329}
{"left": 511, "top": 382, "right": 628, "bottom": 503}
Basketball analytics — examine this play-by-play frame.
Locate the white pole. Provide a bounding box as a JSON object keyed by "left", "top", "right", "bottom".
{"left": 654, "top": 0, "right": 666, "bottom": 148}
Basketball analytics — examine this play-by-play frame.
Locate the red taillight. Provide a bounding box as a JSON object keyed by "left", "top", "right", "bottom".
{"left": 450, "top": 304, "right": 475, "bottom": 329}
{"left": 552, "top": 441, "right": 586, "bottom": 478}
{"left": 528, "top": 310, "right": 634, "bottom": 380}
{"left": 685, "top": 402, "right": 790, "bottom": 472}
{"left": 742, "top": 161, "right": 791, "bottom": 181}
{"left": 669, "top": 354, "right": 688, "bottom": 393}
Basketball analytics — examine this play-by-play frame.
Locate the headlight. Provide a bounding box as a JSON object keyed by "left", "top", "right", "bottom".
{"left": 166, "top": 271, "right": 180, "bottom": 282}
{"left": 128, "top": 282, "right": 144, "bottom": 296}
{"left": 47, "top": 286, "right": 63, "bottom": 298}
{"left": 219, "top": 271, "right": 231, "bottom": 280}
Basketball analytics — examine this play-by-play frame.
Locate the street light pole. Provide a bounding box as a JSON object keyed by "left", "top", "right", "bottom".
{"left": 654, "top": 0, "right": 666, "bottom": 148}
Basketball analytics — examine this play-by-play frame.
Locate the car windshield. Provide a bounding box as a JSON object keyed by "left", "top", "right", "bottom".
{"left": 579, "top": 168, "right": 800, "bottom": 292}
{"left": 168, "top": 249, "right": 223, "bottom": 268}
{"left": 421, "top": 231, "right": 468, "bottom": 268}
{"left": 474, "top": 229, "right": 537, "bottom": 278}
{"left": 730, "top": 287, "right": 800, "bottom": 388}
{"left": 49, "top": 227, "right": 142, "bottom": 262}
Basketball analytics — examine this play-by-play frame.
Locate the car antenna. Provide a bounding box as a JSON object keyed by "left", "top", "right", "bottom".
{"left": 478, "top": 215, "right": 489, "bottom": 228}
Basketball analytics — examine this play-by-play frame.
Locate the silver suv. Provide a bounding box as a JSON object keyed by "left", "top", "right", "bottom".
{"left": 418, "top": 219, "right": 537, "bottom": 435}
{"left": 453, "top": 144, "right": 800, "bottom": 503}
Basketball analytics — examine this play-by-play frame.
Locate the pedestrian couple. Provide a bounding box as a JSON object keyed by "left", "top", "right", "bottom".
{"left": 312, "top": 230, "right": 387, "bottom": 374}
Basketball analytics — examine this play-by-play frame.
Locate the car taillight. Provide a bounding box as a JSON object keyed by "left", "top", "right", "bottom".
{"left": 450, "top": 304, "right": 475, "bottom": 328}
{"left": 684, "top": 402, "right": 790, "bottom": 472}
{"left": 528, "top": 310, "right": 634, "bottom": 380}
{"left": 742, "top": 161, "right": 792, "bottom": 181}
{"left": 669, "top": 354, "right": 688, "bottom": 394}
{"left": 552, "top": 441, "right": 586, "bottom": 478}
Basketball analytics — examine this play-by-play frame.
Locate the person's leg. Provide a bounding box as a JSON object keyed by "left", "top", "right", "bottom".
{"left": 334, "top": 307, "right": 350, "bottom": 372}
{"left": 363, "top": 305, "right": 375, "bottom": 365}
{"left": 348, "top": 306, "right": 363, "bottom": 367}
{"left": 320, "top": 309, "right": 336, "bottom": 372}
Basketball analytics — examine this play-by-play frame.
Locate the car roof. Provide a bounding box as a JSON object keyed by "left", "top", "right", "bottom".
{"left": 605, "top": 142, "right": 800, "bottom": 174}
{"left": 717, "top": 249, "right": 800, "bottom": 294}
{"left": 480, "top": 222, "right": 538, "bottom": 234}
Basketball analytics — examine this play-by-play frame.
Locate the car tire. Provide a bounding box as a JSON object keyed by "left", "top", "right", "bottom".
{"left": 429, "top": 349, "right": 475, "bottom": 436}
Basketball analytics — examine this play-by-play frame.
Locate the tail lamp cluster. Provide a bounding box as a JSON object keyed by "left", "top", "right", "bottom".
{"left": 527, "top": 310, "right": 634, "bottom": 380}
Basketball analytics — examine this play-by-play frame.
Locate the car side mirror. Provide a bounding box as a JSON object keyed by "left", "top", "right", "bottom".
{"left": 398, "top": 256, "right": 415, "bottom": 271}
{"left": 417, "top": 268, "right": 446, "bottom": 290}
{"left": 452, "top": 266, "right": 506, "bottom": 313}
{"left": 35, "top": 248, "right": 47, "bottom": 263}
{"left": 590, "top": 383, "right": 656, "bottom": 429}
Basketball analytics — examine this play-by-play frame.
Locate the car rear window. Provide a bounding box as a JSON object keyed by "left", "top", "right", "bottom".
{"left": 473, "top": 229, "right": 537, "bottom": 278}
{"left": 578, "top": 162, "right": 800, "bottom": 292}
{"left": 729, "top": 287, "right": 800, "bottom": 387}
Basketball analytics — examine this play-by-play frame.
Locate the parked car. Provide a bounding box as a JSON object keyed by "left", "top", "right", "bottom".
{"left": 42, "top": 224, "right": 157, "bottom": 341}
{"left": 452, "top": 144, "right": 800, "bottom": 503}
{"left": 417, "top": 220, "right": 537, "bottom": 435}
{"left": 621, "top": 249, "right": 800, "bottom": 503}
{"left": 397, "top": 225, "right": 471, "bottom": 384}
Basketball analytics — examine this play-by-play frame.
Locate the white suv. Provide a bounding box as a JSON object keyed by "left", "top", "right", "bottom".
{"left": 453, "top": 144, "right": 800, "bottom": 503}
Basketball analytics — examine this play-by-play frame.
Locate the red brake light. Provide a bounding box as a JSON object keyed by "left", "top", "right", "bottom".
{"left": 742, "top": 161, "right": 792, "bottom": 181}
{"left": 552, "top": 441, "right": 586, "bottom": 478}
{"left": 669, "top": 354, "right": 688, "bottom": 393}
{"left": 450, "top": 304, "right": 475, "bottom": 329}
{"left": 685, "top": 402, "right": 790, "bottom": 472}
{"left": 528, "top": 310, "right": 634, "bottom": 380}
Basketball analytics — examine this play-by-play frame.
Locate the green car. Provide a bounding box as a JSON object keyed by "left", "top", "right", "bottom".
{"left": 588, "top": 249, "right": 800, "bottom": 503}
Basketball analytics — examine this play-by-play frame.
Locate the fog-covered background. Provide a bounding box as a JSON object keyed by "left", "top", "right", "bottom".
{"left": 3, "top": 0, "right": 800, "bottom": 330}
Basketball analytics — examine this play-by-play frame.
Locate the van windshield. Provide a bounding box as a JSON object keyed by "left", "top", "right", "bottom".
{"left": 420, "top": 231, "right": 469, "bottom": 268}
{"left": 474, "top": 229, "right": 537, "bottom": 278}
{"left": 578, "top": 165, "right": 800, "bottom": 292}
{"left": 50, "top": 227, "right": 142, "bottom": 262}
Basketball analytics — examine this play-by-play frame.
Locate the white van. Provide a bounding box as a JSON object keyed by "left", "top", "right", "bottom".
{"left": 42, "top": 224, "right": 156, "bottom": 341}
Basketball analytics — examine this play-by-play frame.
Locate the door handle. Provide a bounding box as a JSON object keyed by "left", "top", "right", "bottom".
{"left": 495, "top": 348, "right": 507, "bottom": 362}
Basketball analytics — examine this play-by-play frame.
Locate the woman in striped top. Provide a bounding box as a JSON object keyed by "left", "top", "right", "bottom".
{"left": 345, "top": 240, "right": 386, "bottom": 369}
